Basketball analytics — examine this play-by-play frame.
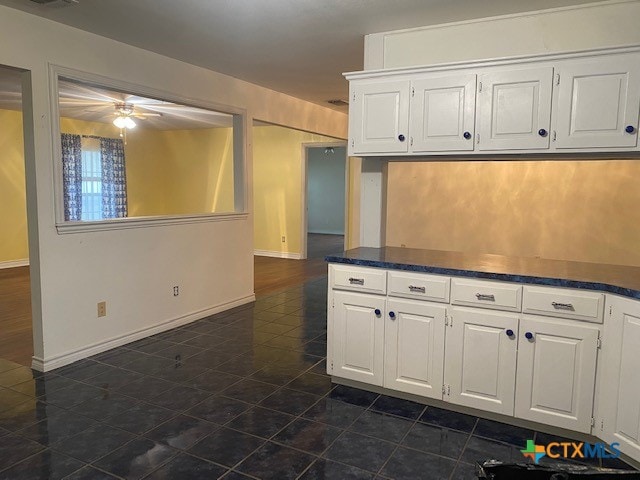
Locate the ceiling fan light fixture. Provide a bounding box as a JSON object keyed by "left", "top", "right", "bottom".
{"left": 123, "top": 116, "right": 136, "bottom": 129}
{"left": 113, "top": 116, "right": 127, "bottom": 129}
{"left": 113, "top": 115, "right": 136, "bottom": 129}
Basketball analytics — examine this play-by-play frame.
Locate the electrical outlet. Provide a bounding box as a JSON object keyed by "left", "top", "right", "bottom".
{"left": 281, "top": 236, "right": 286, "bottom": 243}
{"left": 173, "top": 285, "right": 179, "bottom": 297}
{"left": 97, "top": 301, "right": 107, "bottom": 317}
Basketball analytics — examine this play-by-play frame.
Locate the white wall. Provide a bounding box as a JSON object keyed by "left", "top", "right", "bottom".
{"left": 364, "top": 0, "right": 640, "bottom": 69}
{"left": 0, "top": 5, "right": 347, "bottom": 370}
{"left": 307, "top": 147, "right": 346, "bottom": 235}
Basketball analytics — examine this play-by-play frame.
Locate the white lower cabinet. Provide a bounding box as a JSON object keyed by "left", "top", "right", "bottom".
{"left": 384, "top": 298, "right": 446, "bottom": 399}
{"left": 328, "top": 265, "right": 626, "bottom": 459}
{"left": 443, "top": 307, "right": 599, "bottom": 428}
{"left": 332, "top": 291, "right": 386, "bottom": 386}
{"left": 331, "top": 290, "right": 446, "bottom": 398}
{"left": 515, "top": 315, "right": 599, "bottom": 433}
{"left": 600, "top": 295, "right": 640, "bottom": 460}
{"left": 444, "top": 307, "right": 518, "bottom": 415}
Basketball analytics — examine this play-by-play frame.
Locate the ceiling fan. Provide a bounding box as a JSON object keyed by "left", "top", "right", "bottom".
{"left": 112, "top": 103, "right": 162, "bottom": 129}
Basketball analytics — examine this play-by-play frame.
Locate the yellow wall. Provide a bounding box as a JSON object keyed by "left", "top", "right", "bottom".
{"left": 0, "top": 109, "right": 27, "bottom": 263}
{"left": 60, "top": 117, "right": 121, "bottom": 138}
{"left": 60, "top": 118, "right": 234, "bottom": 217}
{"left": 253, "top": 125, "right": 339, "bottom": 255}
{"left": 126, "top": 127, "right": 234, "bottom": 216}
{"left": 386, "top": 159, "right": 640, "bottom": 267}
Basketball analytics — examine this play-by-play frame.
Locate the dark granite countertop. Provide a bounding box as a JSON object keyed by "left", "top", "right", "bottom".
{"left": 325, "top": 247, "right": 640, "bottom": 300}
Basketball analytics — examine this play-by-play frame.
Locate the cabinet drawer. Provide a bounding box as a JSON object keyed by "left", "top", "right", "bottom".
{"left": 522, "top": 286, "right": 604, "bottom": 323}
{"left": 330, "top": 264, "right": 387, "bottom": 294}
{"left": 451, "top": 278, "right": 522, "bottom": 312}
{"left": 388, "top": 271, "right": 450, "bottom": 303}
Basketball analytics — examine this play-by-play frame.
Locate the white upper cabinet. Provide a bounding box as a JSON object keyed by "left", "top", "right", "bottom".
{"left": 476, "top": 67, "right": 553, "bottom": 151}
{"left": 345, "top": 46, "right": 640, "bottom": 156}
{"left": 350, "top": 80, "right": 410, "bottom": 154}
{"left": 410, "top": 75, "right": 476, "bottom": 152}
{"left": 553, "top": 55, "right": 640, "bottom": 149}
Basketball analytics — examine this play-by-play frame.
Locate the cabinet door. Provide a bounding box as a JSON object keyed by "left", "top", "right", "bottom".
{"left": 477, "top": 67, "right": 553, "bottom": 150}
{"left": 332, "top": 291, "right": 386, "bottom": 386}
{"left": 599, "top": 296, "right": 640, "bottom": 462}
{"left": 410, "top": 75, "right": 476, "bottom": 152}
{"left": 384, "top": 298, "right": 446, "bottom": 399}
{"left": 554, "top": 55, "right": 640, "bottom": 149}
{"left": 445, "top": 307, "right": 518, "bottom": 415}
{"left": 350, "top": 80, "right": 410, "bottom": 154}
{"left": 515, "top": 315, "right": 599, "bottom": 433}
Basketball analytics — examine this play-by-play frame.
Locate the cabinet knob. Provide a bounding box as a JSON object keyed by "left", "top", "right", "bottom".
{"left": 505, "top": 329, "right": 514, "bottom": 337}
{"left": 389, "top": 311, "right": 396, "bottom": 319}
{"left": 525, "top": 332, "right": 534, "bottom": 340}
{"left": 538, "top": 129, "right": 548, "bottom": 137}
{"left": 374, "top": 309, "right": 381, "bottom": 316}
{"left": 463, "top": 131, "right": 472, "bottom": 140}
{"left": 626, "top": 125, "right": 636, "bottom": 134}
{"left": 398, "top": 134, "right": 405, "bottom": 142}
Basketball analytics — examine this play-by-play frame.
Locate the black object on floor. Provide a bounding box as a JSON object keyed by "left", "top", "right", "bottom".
{"left": 477, "top": 460, "right": 640, "bottom": 479}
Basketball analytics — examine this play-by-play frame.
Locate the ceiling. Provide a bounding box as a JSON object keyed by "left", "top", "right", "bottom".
{"left": 57, "top": 78, "right": 234, "bottom": 129}
{"left": 0, "top": 0, "right": 602, "bottom": 110}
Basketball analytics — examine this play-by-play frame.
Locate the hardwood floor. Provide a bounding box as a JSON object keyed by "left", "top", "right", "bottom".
{"left": 254, "top": 233, "right": 344, "bottom": 296}
{"left": 0, "top": 266, "right": 32, "bottom": 366}
{"left": 0, "top": 234, "right": 345, "bottom": 367}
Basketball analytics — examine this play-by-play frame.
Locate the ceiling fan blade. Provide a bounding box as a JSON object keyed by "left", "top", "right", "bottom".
{"left": 133, "top": 113, "right": 163, "bottom": 118}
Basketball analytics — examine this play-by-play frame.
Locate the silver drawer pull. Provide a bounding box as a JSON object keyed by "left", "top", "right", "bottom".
{"left": 348, "top": 277, "right": 365, "bottom": 285}
{"left": 552, "top": 302, "right": 575, "bottom": 311}
{"left": 476, "top": 293, "right": 495, "bottom": 301}
{"left": 409, "top": 285, "right": 426, "bottom": 293}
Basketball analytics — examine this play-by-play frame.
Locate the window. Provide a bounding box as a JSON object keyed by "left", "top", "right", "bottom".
{"left": 56, "top": 74, "right": 245, "bottom": 227}
{"left": 61, "top": 134, "right": 128, "bottom": 222}
{"left": 80, "top": 138, "right": 103, "bottom": 221}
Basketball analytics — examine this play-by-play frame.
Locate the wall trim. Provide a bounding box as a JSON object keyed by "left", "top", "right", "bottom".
{"left": 31, "top": 293, "right": 255, "bottom": 372}
{"left": 254, "top": 249, "right": 302, "bottom": 260}
{"left": 0, "top": 259, "right": 29, "bottom": 269}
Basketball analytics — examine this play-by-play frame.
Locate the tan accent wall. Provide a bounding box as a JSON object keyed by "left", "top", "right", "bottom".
{"left": 386, "top": 159, "right": 640, "bottom": 267}
{"left": 0, "top": 109, "right": 27, "bottom": 263}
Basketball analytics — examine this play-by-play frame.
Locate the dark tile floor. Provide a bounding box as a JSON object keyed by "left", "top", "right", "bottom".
{"left": 0, "top": 277, "right": 637, "bottom": 479}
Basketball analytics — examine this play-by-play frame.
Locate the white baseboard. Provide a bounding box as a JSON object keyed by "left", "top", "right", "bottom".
{"left": 254, "top": 249, "right": 302, "bottom": 260}
{"left": 31, "top": 293, "right": 256, "bottom": 372}
{"left": 0, "top": 259, "right": 29, "bottom": 269}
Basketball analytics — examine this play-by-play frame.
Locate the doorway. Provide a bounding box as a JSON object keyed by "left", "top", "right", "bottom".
{"left": 304, "top": 145, "right": 347, "bottom": 259}
{"left": 252, "top": 122, "right": 348, "bottom": 295}
{"left": 0, "top": 65, "right": 32, "bottom": 366}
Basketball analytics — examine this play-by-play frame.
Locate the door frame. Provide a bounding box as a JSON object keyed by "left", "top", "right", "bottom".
{"left": 0, "top": 64, "right": 41, "bottom": 365}
{"left": 300, "top": 141, "right": 348, "bottom": 260}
